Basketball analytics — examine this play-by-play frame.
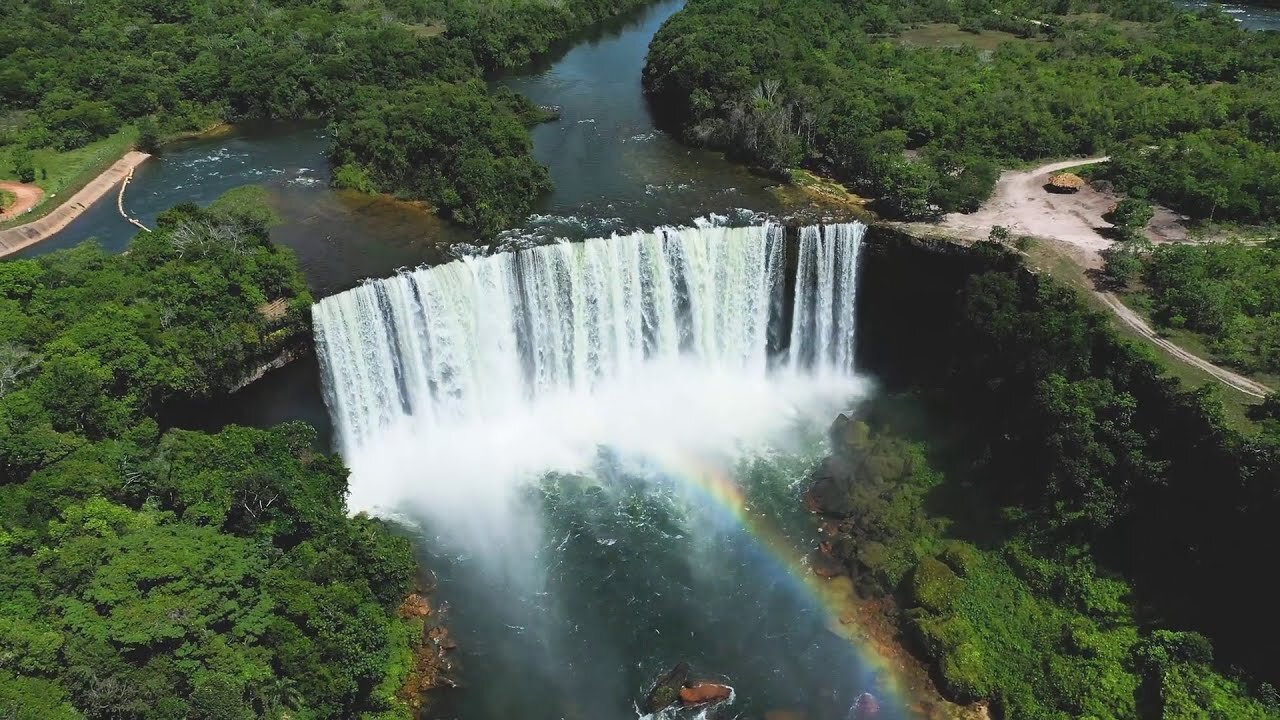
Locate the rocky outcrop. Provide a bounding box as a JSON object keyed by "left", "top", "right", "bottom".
{"left": 679, "top": 682, "right": 733, "bottom": 706}
{"left": 397, "top": 589, "right": 458, "bottom": 713}
{"left": 853, "top": 692, "right": 880, "bottom": 718}
{"left": 643, "top": 662, "right": 690, "bottom": 713}
{"left": 806, "top": 414, "right": 860, "bottom": 516}
{"left": 643, "top": 664, "right": 734, "bottom": 712}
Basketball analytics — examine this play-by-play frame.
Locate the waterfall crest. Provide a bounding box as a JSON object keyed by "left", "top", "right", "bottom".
{"left": 313, "top": 221, "right": 865, "bottom": 509}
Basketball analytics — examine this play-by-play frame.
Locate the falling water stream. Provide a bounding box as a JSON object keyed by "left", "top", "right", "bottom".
{"left": 311, "top": 222, "right": 901, "bottom": 718}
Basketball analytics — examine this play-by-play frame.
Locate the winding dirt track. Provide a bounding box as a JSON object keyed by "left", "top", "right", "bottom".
{"left": 0, "top": 151, "right": 150, "bottom": 258}
{"left": 937, "top": 156, "right": 1274, "bottom": 399}
{"left": 1098, "top": 292, "right": 1272, "bottom": 398}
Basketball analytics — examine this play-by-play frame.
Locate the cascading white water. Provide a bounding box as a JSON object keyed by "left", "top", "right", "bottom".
{"left": 313, "top": 221, "right": 865, "bottom": 514}
{"left": 788, "top": 223, "right": 861, "bottom": 370}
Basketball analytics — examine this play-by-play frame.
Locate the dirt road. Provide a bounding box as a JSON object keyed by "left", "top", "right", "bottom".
{"left": 0, "top": 181, "right": 44, "bottom": 220}
{"left": 937, "top": 156, "right": 1273, "bottom": 399}
{"left": 1098, "top": 292, "right": 1271, "bottom": 398}
{"left": 0, "top": 151, "right": 150, "bottom": 258}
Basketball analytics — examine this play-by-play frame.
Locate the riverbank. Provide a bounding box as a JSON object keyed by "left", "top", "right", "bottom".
{"left": 0, "top": 151, "right": 150, "bottom": 258}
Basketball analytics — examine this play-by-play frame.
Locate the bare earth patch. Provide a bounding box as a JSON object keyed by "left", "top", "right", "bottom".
{"left": 937, "top": 157, "right": 1115, "bottom": 268}
{"left": 0, "top": 181, "right": 44, "bottom": 221}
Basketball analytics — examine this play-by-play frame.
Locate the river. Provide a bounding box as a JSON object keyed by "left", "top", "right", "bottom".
{"left": 1173, "top": 0, "right": 1280, "bottom": 29}
{"left": 20, "top": 0, "right": 1274, "bottom": 717}
{"left": 116, "top": 2, "right": 895, "bottom": 718}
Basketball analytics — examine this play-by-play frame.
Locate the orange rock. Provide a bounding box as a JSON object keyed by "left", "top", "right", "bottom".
{"left": 398, "top": 593, "right": 432, "bottom": 619}
{"left": 679, "top": 682, "right": 732, "bottom": 705}
{"left": 427, "top": 625, "right": 458, "bottom": 649}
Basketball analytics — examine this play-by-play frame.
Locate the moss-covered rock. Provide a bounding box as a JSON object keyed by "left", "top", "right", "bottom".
{"left": 910, "top": 556, "right": 964, "bottom": 614}
{"left": 939, "top": 541, "right": 983, "bottom": 578}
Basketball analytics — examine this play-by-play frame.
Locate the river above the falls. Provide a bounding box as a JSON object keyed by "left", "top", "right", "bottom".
{"left": 114, "top": 3, "right": 901, "bottom": 716}
{"left": 30, "top": 1, "right": 1275, "bottom": 717}
{"left": 21, "top": 0, "right": 783, "bottom": 297}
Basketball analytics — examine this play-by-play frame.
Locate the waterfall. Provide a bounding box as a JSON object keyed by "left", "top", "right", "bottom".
{"left": 313, "top": 221, "right": 865, "bottom": 511}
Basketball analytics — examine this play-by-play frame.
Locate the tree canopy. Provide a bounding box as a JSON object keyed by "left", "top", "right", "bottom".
{"left": 849, "top": 231, "right": 1280, "bottom": 715}
{"left": 0, "top": 190, "right": 420, "bottom": 719}
{"left": 0, "top": 0, "right": 648, "bottom": 234}
{"left": 644, "top": 0, "right": 1280, "bottom": 221}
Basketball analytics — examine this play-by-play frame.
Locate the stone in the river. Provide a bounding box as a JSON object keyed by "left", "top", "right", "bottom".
{"left": 679, "top": 682, "right": 732, "bottom": 706}
{"left": 643, "top": 662, "right": 690, "bottom": 713}
{"left": 853, "top": 692, "right": 880, "bottom": 718}
{"left": 397, "top": 593, "right": 432, "bottom": 619}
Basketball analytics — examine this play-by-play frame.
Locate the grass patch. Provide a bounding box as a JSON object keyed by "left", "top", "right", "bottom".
{"left": 0, "top": 126, "right": 139, "bottom": 229}
{"left": 896, "top": 23, "right": 1042, "bottom": 52}
{"left": 1119, "top": 286, "right": 1280, "bottom": 390}
{"left": 0, "top": 188, "right": 14, "bottom": 211}
{"left": 402, "top": 21, "right": 447, "bottom": 37}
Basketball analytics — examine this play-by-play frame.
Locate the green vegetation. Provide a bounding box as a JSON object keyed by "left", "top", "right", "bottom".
{"left": 0, "top": 0, "right": 648, "bottom": 234}
{"left": 0, "top": 128, "right": 139, "bottom": 228}
{"left": 839, "top": 234, "right": 1280, "bottom": 716}
{"left": 330, "top": 81, "right": 551, "bottom": 235}
{"left": 1111, "top": 239, "right": 1280, "bottom": 377}
{"left": 0, "top": 191, "right": 423, "bottom": 719}
{"left": 0, "top": 189, "right": 14, "bottom": 212}
{"left": 644, "top": 0, "right": 1280, "bottom": 221}
{"left": 420, "top": 0, "right": 659, "bottom": 68}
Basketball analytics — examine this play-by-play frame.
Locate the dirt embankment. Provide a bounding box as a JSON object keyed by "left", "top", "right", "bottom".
{"left": 0, "top": 151, "right": 151, "bottom": 258}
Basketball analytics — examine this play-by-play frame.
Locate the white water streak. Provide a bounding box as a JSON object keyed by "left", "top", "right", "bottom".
{"left": 313, "top": 222, "right": 865, "bottom": 514}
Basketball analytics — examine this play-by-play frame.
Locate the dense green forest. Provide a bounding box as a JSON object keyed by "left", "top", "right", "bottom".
{"left": 1105, "top": 238, "right": 1280, "bottom": 376}
{"left": 0, "top": 191, "right": 423, "bottom": 719}
{"left": 822, "top": 233, "right": 1280, "bottom": 717}
{"left": 329, "top": 83, "right": 551, "bottom": 235}
{"left": 644, "top": 0, "right": 1280, "bottom": 221}
{"left": 0, "top": 0, "right": 647, "bottom": 232}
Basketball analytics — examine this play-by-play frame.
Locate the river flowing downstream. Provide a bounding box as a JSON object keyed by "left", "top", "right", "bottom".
{"left": 21, "top": 0, "right": 1277, "bottom": 716}
{"left": 313, "top": 221, "right": 898, "bottom": 718}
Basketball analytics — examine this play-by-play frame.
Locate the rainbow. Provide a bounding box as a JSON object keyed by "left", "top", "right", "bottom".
{"left": 647, "top": 447, "right": 912, "bottom": 716}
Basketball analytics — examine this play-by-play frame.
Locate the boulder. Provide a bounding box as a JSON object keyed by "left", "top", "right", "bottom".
{"left": 807, "top": 454, "right": 858, "bottom": 516}
{"left": 643, "top": 662, "right": 690, "bottom": 713}
{"left": 679, "top": 682, "right": 733, "bottom": 706}
{"left": 853, "top": 692, "right": 880, "bottom": 719}
{"left": 811, "top": 550, "right": 845, "bottom": 579}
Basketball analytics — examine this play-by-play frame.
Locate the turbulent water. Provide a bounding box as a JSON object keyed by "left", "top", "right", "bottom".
{"left": 313, "top": 222, "right": 887, "bottom": 718}
{"left": 315, "top": 222, "right": 864, "bottom": 499}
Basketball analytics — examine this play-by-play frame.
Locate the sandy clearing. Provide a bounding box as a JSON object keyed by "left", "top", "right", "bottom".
{"left": 939, "top": 156, "right": 1114, "bottom": 268}
{"left": 934, "top": 156, "right": 1273, "bottom": 399}
{"left": 0, "top": 181, "right": 44, "bottom": 220}
{"left": 0, "top": 151, "right": 150, "bottom": 259}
